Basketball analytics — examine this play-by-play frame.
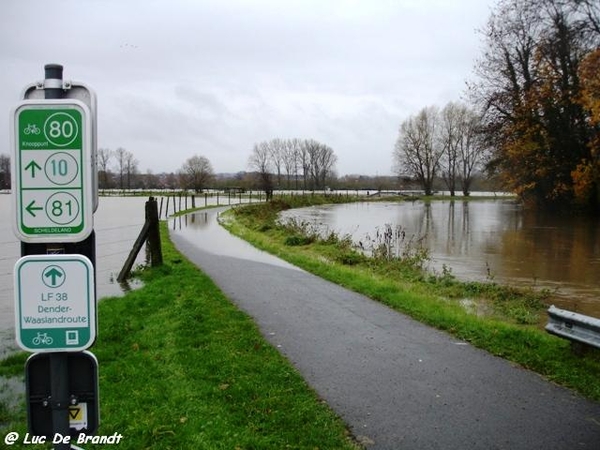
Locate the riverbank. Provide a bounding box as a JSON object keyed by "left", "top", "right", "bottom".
{"left": 0, "top": 221, "right": 359, "bottom": 449}
{"left": 222, "top": 195, "right": 600, "bottom": 402}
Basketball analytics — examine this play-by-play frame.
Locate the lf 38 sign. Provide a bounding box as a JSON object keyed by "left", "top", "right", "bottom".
{"left": 11, "top": 99, "right": 93, "bottom": 243}
{"left": 14, "top": 254, "right": 96, "bottom": 352}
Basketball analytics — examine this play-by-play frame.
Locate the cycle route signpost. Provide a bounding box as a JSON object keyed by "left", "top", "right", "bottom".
{"left": 12, "top": 99, "right": 93, "bottom": 243}
{"left": 14, "top": 254, "right": 95, "bottom": 352}
{"left": 11, "top": 64, "right": 100, "bottom": 448}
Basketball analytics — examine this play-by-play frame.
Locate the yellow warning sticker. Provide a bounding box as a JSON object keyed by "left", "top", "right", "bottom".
{"left": 68, "top": 402, "right": 88, "bottom": 430}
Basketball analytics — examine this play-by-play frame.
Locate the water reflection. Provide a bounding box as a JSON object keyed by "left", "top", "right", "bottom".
{"left": 171, "top": 211, "right": 210, "bottom": 231}
{"left": 280, "top": 200, "right": 600, "bottom": 318}
{"left": 169, "top": 208, "right": 300, "bottom": 270}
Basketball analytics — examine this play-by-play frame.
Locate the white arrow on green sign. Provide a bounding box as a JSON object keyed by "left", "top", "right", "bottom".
{"left": 14, "top": 254, "right": 96, "bottom": 352}
{"left": 11, "top": 99, "right": 93, "bottom": 243}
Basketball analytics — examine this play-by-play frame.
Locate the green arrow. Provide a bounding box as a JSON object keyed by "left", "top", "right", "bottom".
{"left": 44, "top": 268, "right": 64, "bottom": 286}
{"left": 25, "top": 200, "right": 43, "bottom": 217}
{"left": 24, "top": 160, "right": 42, "bottom": 178}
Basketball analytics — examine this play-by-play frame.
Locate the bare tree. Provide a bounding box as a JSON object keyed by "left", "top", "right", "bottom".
{"left": 114, "top": 147, "right": 127, "bottom": 190}
{"left": 440, "top": 103, "right": 462, "bottom": 196}
{"left": 248, "top": 141, "right": 274, "bottom": 199}
{"left": 0, "top": 154, "right": 10, "bottom": 189}
{"left": 124, "top": 151, "right": 138, "bottom": 189}
{"left": 249, "top": 138, "right": 337, "bottom": 194}
{"left": 299, "top": 140, "right": 310, "bottom": 190}
{"left": 393, "top": 106, "right": 443, "bottom": 196}
{"left": 269, "top": 138, "right": 284, "bottom": 188}
{"left": 281, "top": 139, "right": 299, "bottom": 189}
{"left": 114, "top": 147, "right": 138, "bottom": 190}
{"left": 180, "top": 155, "right": 214, "bottom": 192}
{"left": 97, "top": 148, "right": 113, "bottom": 189}
{"left": 439, "top": 102, "right": 487, "bottom": 196}
{"left": 457, "top": 108, "right": 487, "bottom": 196}
{"left": 303, "top": 139, "right": 337, "bottom": 190}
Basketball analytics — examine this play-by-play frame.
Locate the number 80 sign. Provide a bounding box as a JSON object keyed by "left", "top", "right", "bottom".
{"left": 44, "top": 112, "right": 79, "bottom": 147}
{"left": 11, "top": 99, "right": 94, "bottom": 243}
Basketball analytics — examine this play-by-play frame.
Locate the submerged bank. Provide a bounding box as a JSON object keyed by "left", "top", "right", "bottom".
{"left": 222, "top": 195, "right": 600, "bottom": 402}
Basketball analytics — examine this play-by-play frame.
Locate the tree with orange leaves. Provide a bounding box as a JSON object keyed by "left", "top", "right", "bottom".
{"left": 572, "top": 49, "right": 600, "bottom": 208}
{"left": 473, "top": 0, "right": 600, "bottom": 211}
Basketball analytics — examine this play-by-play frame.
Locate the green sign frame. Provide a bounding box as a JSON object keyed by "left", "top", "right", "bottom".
{"left": 14, "top": 254, "right": 96, "bottom": 352}
{"left": 11, "top": 99, "right": 93, "bottom": 243}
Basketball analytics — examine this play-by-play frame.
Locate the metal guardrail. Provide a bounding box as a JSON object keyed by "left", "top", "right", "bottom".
{"left": 545, "top": 305, "right": 600, "bottom": 350}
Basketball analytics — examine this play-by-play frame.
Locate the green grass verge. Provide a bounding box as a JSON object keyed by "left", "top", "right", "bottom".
{"left": 222, "top": 195, "right": 600, "bottom": 402}
{"left": 0, "top": 221, "right": 359, "bottom": 449}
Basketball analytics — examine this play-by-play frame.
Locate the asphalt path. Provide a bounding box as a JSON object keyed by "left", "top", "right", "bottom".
{"left": 169, "top": 208, "right": 600, "bottom": 450}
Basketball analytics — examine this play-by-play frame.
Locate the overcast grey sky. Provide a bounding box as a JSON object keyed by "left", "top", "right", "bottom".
{"left": 2, "top": 0, "right": 495, "bottom": 176}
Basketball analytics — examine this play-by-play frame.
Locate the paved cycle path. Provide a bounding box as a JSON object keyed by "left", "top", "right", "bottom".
{"left": 169, "top": 209, "right": 600, "bottom": 450}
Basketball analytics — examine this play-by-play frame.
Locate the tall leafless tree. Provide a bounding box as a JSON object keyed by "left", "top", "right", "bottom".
{"left": 97, "top": 148, "right": 113, "bottom": 189}
{"left": 393, "top": 107, "right": 443, "bottom": 195}
{"left": 269, "top": 138, "right": 284, "bottom": 188}
{"left": 281, "top": 138, "right": 300, "bottom": 189}
{"left": 439, "top": 102, "right": 487, "bottom": 196}
{"left": 457, "top": 108, "right": 487, "bottom": 196}
{"left": 0, "top": 154, "right": 10, "bottom": 189}
{"left": 440, "top": 103, "right": 462, "bottom": 196}
{"left": 248, "top": 141, "right": 274, "bottom": 199}
{"left": 302, "top": 139, "right": 337, "bottom": 190}
{"left": 114, "top": 147, "right": 138, "bottom": 190}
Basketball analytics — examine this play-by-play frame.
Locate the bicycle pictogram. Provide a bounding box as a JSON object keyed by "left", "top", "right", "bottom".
{"left": 24, "top": 123, "right": 41, "bottom": 135}
{"left": 32, "top": 332, "right": 53, "bottom": 346}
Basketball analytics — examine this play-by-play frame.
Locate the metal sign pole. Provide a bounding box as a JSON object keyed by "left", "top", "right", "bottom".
{"left": 44, "top": 64, "right": 70, "bottom": 450}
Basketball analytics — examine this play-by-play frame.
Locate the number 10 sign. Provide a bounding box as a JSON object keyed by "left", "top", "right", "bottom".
{"left": 11, "top": 99, "right": 93, "bottom": 243}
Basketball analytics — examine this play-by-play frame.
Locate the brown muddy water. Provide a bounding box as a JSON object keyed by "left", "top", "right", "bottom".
{"left": 279, "top": 200, "right": 600, "bottom": 319}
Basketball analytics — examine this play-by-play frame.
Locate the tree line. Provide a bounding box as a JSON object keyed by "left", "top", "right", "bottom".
{"left": 98, "top": 148, "right": 217, "bottom": 192}
{"left": 393, "top": 102, "right": 486, "bottom": 196}
{"left": 248, "top": 138, "right": 338, "bottom": 196}
{"left": 0, "top": 139, "right": 341, "bottom": 193}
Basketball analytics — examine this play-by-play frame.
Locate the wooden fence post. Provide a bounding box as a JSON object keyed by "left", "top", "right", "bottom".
{"left": 146, "top": 197, "right": 163, "bottom": 267}
{"left": 117, "top": 197, "right": 163, "bottom": 282}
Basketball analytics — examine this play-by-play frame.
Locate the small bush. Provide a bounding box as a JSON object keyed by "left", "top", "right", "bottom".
{"left": 284, "top": 235, "right": 314, "bottom": 246}
{"left": 337, "top": 251, "right": 365, "bottom": 265}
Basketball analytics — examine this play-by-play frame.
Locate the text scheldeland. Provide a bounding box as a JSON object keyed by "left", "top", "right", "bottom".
{"left": 33, "top": 227, "right": 72, "bottom": 233}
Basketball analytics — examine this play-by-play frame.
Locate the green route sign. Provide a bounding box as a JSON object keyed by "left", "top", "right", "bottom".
{"left": 14, "top": 254, "right": 96, "bottom": 352}
{"left": 11, "top": 99, "right": 93, "bottom": 242}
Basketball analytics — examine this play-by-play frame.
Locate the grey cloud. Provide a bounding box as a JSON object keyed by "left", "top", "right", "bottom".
{"left": 1, "top": 0, "right": 495, "bottom": 176}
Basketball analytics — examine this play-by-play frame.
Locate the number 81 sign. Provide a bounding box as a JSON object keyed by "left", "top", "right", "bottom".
{"left": 11, "top": 99, "right": 94, "bottom": 243}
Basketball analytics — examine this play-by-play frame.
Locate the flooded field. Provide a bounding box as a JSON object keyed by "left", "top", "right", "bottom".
{"left": 0, "top": 195, "right": 149, "bottom": 356}
{"left": 0, "top": 192, "right": 255, "bottom": 356}
{"left": 280, "top": 200, "right": 600, "bottom": 318}
{"left": 4, "top": 194, "right": 600, "bottom": 354}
